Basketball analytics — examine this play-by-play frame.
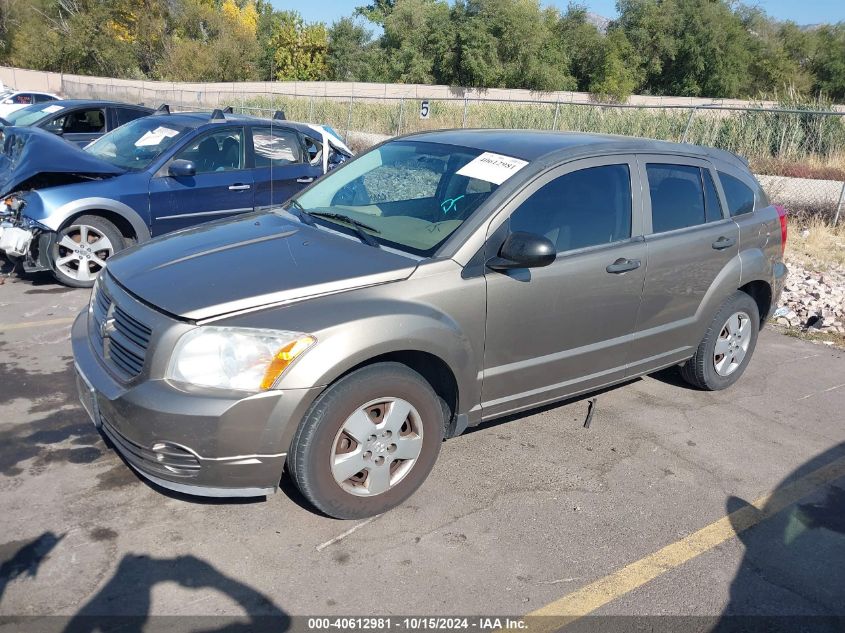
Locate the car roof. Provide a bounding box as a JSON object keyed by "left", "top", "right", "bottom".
{"left": 154, "top": 111, "right": 323, "bottom": 137}
{"left": 45, "top": 99, "right": 153, "bottom": 109}
{"left": 402, "top": 129, "right": 748, "bottom": 170}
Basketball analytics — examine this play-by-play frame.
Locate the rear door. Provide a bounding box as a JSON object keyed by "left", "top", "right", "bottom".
{"left": 249, "top": 125, "right": 321, "bottom": 209}
{"left": 148, "top": 126, "right": 254, "bottom": 234}
{"left": 482, "top": 156, "right": 647, "bottom": 418}
{"left": 626, "top": 155, "right": 740, "bottom": 376}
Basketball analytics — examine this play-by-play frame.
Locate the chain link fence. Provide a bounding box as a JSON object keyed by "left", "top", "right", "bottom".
{"left": 61, "top": 77, "right": 845, "bottom": 225}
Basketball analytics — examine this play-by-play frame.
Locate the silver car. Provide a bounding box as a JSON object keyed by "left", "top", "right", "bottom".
{"left": 72, "top": 130, "right": 788, "bottom": 518}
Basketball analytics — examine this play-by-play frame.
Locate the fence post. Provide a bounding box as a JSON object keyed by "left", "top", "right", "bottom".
{"left": 834, "top": 181, "right": 845, "bottom": 227}
{"left": 345, "top": 94, "right": 354, "bottom": 141}
{"left": 552, "top": 100, "right": 560, "bottom": 131}
{"left": 681, "top": 107, "right": 698, "bottom": 143}
{"left": 462, "top": 97, "right": 468, "bottom": 128}
{"left": 309, "top": 96, "right": 314, "bottom": 122}
{"left": 397, "top": 97, "right": 405, "bottom": 135}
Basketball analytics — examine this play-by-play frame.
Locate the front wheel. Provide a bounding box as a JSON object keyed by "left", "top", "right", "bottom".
{"left": 50, "top": 215, "right": 124, "bottom": 288}
{"left": 288, "top": 363, "right": 445, "bottom": 519}
{"left": 680, "top": 291, "right": 760, "bottom": 390}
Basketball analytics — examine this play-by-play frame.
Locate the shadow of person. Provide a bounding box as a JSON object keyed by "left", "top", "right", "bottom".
{"left": 713, "top": 443, "right": 845, "bottom": 633}
{"left": 63, "top": 554, "right": 289, "bottom": 633}
{"left": 0, "top": 531, "right": 64, "bottom": 603}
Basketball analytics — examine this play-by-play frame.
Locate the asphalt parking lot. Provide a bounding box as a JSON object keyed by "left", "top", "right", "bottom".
{"left": 1, "top": 263, "right": 844, "bottom": 630}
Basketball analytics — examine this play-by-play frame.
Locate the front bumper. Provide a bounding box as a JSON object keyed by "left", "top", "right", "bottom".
{"left": 72, "top": 309, "right": 323, "bottom": 498}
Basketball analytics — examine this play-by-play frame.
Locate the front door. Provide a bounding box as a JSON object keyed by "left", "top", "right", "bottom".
{"left": 149, "top": 127, "right": 254, "bottom": 235}
{"left": 482, "top": 156, "right": 646, "bottom": 419}
{"left": 250, "top": 126, "right": 322, "bottom": 209}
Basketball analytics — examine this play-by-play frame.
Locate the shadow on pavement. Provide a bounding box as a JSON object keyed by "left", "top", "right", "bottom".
{"left": 713, "top": 442, "right": 845, "bottom": 632}
{"left": 0, "top": 532, "right": 64, "bottom": 604}
{"left": 63, "top": 554, "right": 289, "bottom": 633}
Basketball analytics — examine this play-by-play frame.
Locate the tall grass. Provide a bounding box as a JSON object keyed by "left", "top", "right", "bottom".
{"left": 239, "top": 95, "right": 845, "bottom": 175}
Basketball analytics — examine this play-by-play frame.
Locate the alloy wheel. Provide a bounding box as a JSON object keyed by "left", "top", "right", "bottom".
{"left": 713, "top": 311, "right": 751, "bottom": 377}
{"left": 54, "top": 224, "right": 114, "bottom": 283}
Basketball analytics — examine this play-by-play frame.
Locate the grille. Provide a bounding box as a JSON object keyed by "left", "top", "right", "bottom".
{"left": 90, "top": 279, "right": 152, "bottom": 379}
{"left": 101, "top": 416, "right": 201, "bottom": 477}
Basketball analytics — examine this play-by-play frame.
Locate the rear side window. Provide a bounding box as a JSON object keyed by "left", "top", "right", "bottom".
{"left": 703, "top": 169, "right": 724, "bottom": 222}
{"left": 34, "top": 94, "right": 56, "bottom": 103}
{"left": 115, "top": 107, "right": 149, "bottom": 127}
{"left": 719, "top": 172, "right": 755, "bottom": 216}
{"left": 251, "top": 127, "right": 303, "bottom": 167}
{"left": 510, "top": 164, "right": 632, "bottom": 252}
{"left": 647, "top": 164, "right": 706, "bottom": 233}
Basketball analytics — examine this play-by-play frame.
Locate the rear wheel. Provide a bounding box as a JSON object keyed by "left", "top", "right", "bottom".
{"left": 288, "top": 363, "right": 445, "bottom": 519}
{"left": 50, "top": 215, "right": 124, "bottom": 288}
{"left": 680, "top": 291, "right": 760, "bottom": 390}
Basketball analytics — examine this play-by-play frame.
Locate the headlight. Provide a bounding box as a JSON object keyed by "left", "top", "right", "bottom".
{"left": 167, "top": 326, "right": 315, "bottom": 391}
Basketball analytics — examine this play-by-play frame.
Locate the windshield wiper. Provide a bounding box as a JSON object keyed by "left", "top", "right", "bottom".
{"left": 308, "top": 211, "right": 381, "bottom": 248}
{"left": 286, "top": 199, "right": 316, "bottom": 226}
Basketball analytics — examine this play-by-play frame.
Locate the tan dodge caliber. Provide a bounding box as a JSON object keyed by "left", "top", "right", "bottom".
{"left": 73, "top": 130, "right": 788, "bottom": 518}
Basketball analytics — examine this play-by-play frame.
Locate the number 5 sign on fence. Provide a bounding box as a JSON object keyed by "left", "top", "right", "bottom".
{"left": 420, "top": 100, "right": 430, "bottom": 119}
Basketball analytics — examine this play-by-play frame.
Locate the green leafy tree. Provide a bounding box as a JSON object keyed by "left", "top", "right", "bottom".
{"left": 813, "top": 25, "right": 845, "bottom": 101}
{"left": 271, "top": 11, "right": 328, "bottom": 81}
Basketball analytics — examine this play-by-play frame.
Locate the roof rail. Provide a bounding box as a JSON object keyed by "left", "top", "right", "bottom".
{"left": 273, "top": 110, "right": 286, "bottom": 121}
{"left": 210, "top": 108, "right": 226, "bottom": 121}
{"left": 154, "top": 104, "right": 170, "bottom": 115}
{"left": 222, "top": 106, "right": 233, "bottom": 114}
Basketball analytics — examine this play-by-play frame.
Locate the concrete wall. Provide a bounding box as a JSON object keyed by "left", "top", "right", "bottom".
{"left": 4, "top": 65, "right": 844, "bottom": 111}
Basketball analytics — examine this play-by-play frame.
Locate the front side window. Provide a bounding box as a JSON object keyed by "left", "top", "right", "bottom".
{"left": 46, "top": 108, "right": 105, "bottom": 134}
{"left": 86, "top": 117, "right": 191, "bottom": 170}
{"left": 510, "top": 164, "right": 632, "bottom": 252}
{"left": 647, "top": 164, "right": 707, "bottom": 233}
{"left": 719, "top": 172, "right": 755, "bottom": 216}
{"left": 12, "top": 93, "right": 33, "bottom": 104}
{"left": 292, "top": 141, "right": 510, "bottom": 255}
{"left": 176, "top": 129, "right": 244, "bottom": 174}
{"left": 251, "top": 127, "right": 303, "bottom": 167}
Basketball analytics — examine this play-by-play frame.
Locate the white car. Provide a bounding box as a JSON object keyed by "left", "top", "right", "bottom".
{"left": 0, "top": 91, "right": 61, "bottom": 118}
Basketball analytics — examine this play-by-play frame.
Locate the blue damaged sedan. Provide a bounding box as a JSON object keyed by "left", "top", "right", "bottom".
{"left": 0, "top": 107, "right": 352, "bottom": 286}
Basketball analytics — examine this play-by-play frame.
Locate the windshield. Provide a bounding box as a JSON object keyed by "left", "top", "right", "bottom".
{"left": 85, "top": 117, "right": 190, "bottom": 170}
{"left": 291, "top": 141, "right": 523, "bottom": 256}
{"left": 2, "top": 102, "right": 63, "bottom": 126}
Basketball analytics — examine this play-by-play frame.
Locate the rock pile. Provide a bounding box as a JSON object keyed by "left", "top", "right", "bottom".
{"left": 774, "top": 259, "right": 845, "bottom": 334}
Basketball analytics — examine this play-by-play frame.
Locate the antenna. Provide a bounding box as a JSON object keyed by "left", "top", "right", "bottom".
{"left": 273, "top": 110, "right": 286, "bottom": 121}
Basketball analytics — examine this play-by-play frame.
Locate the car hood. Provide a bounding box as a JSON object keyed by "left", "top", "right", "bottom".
{"left": 106, "top": 212, "right": 419, "bottom": 321}
{"left": 0, "top": 126, "right": 124, "bottom": 195}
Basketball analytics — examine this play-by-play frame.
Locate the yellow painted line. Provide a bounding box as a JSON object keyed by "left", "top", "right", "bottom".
{"left": 525, "top": 455, "right": 845, "bottom": 632}
{"left": 0, "top": 316, "right": 76, "bottom": 332}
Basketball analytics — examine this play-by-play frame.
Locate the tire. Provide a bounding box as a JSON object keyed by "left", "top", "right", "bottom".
{"left": 680, "top": 291, "right": 760, "bottom": 391}
{"left": 50, "top": 215, "right": 125, "bottom": 288}
{"left": 288, "top": 362, "right": 445, "bottom": 519}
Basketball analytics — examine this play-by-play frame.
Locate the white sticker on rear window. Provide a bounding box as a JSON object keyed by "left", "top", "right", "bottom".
{"left": 456, "top": 152, "right": 528, "bottom": 185}
{"left": 41, "top": 104, "right": 63, "bottom": 113}
{"left": 135, "top": 126, "right": 179, "bottom": 147}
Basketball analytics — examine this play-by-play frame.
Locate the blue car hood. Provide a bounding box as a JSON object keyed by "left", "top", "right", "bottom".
{"left": 0, "top": 126, "right": 125, "bottom": 196}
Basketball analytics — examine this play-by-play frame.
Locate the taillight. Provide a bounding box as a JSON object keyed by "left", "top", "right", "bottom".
{"left": 776, "top": 205, "right": 787, "bottom": 255}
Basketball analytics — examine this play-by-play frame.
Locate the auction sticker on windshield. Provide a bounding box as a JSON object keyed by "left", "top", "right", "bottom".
{"left": 456, "top": 152, "right": 528, "bottom": 185}
{"left": 136, "top": 126, "right": 180, "bottom": 147}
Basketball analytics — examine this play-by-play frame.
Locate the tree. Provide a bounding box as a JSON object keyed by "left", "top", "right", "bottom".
{"left": 813, "top": 25, "right": 845, "bottom": 101}
{"left": 271, "top": 11, "right": 328, "bottom": 81}
{"left": 327, "top": 17, "right": 373, "bottom": 81}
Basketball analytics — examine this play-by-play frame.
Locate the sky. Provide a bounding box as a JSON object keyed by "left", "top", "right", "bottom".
{"left": 271, "top": 0, "right": 845, "bottom": 27}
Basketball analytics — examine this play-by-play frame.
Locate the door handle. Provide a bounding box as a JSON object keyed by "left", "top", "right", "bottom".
{"left": 296, "top": 177, "right": 315, "bottom": 184}
{"left": 606, "top": 258, "right": 641, "bottom": 274}
{"left": 712, "top": 236, "right": 735, "bottom": 250}
{"left": 228, "top": 184, "right": 251, "bottom": 191}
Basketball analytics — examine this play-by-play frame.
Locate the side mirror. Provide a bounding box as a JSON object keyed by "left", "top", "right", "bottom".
{"left": 169, "top": 159, "right": 196, "bottom": 178}
{"left": 487, "top": 231, "right": 556, "bottom": 271}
